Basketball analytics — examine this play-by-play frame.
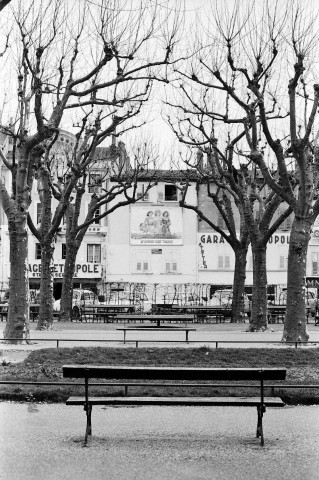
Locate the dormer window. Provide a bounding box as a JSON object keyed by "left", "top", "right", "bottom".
{"left": 164, "top": 184, "right": 177, "bottom": 201}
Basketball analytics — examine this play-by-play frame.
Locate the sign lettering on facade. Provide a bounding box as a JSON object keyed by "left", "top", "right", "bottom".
{"left": 28, "top": 263, "right": 102, "bottom": 278}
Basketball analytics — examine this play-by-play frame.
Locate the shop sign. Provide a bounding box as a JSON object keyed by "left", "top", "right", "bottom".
{"left": 28, "top": 263, "right": 102, "bottom": 278}
{"left": 200, "top": 233, "right": 290, "bottom": 245}
{"left": 305, "top": 277, "right": 319, "bottom": 287}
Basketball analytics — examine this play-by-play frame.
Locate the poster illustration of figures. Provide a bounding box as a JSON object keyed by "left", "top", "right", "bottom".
{"left": 130, "top": 206, "right": 183, "bottom": 245}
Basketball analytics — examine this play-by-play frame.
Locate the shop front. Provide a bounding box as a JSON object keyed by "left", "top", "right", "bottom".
{"left": 28, "top": 262, "right": 103, "bottom": 299}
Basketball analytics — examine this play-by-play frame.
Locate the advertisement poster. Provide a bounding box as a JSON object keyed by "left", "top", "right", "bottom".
{"left": 130, "top": 206, "right": 183, "bottom": 245}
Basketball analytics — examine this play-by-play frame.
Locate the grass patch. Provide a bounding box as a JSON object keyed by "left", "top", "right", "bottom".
{"left": 1, "top": 346, "right": 319, "bottom": 404}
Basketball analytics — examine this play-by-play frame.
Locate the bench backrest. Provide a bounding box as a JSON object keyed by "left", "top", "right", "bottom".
{"left": 63, "top": 365, "right": 286, "bottom": 381}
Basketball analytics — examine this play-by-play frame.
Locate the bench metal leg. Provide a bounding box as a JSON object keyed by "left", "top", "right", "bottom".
{"left": 256, "top": 405, "right": 265, "bottom": 446}
{"left": 84, "top": 404, "right": 92, "bottom": 445}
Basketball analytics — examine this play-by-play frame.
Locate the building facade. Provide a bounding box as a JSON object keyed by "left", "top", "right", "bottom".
{"left": 1, "top": 137, "right": 319, "bottom": 304}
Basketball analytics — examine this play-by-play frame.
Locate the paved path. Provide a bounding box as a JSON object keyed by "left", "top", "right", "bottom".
{"left": 0, "top": 402, "right": 318, "bottom": 480}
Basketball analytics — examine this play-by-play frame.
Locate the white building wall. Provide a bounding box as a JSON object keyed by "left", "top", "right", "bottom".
{"left": 105, "top": 180, "right": 199, "bottom": 290}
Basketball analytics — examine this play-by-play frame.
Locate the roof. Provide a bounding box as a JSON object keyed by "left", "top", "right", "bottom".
{"left": 111, "top": 168, "right": 199, "bottom": 182}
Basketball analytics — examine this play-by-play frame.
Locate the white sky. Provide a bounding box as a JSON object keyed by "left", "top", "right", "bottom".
{"left": 1, "top": 0, "right": 319, "bottom": 168}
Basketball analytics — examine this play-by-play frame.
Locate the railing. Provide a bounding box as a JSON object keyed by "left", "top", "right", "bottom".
{"left": 1, "top": 338, "right": 318, "bottom": 349}
{"left": 0, "top": 380, "right": 318, "bottom": 397}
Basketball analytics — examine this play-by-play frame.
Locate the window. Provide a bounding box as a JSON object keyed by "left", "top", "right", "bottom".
{"left": 35, "top": 243, "right": 41, "bottom": 260}
{"left": 37, "top": 203, "right": 42, "bottom": 224}
{"left": 133, "top": 251, "right": 151, "bottom": 273}
{"left": 136, "top": 260, "right": 149, "bottom": 272}
{"left": 163, "top": 252, "right": 179, "bottom": 273}
{"left": 136, "top": 184, "right": 149, "bottom": 201}
{"left": 93, "top": 207, "right": 100, "bottom": 225}
{"left": 164, "top": 184, "right": 178, "bottom": 201}
{"left": 217, "top": 255, "right": 231, "bottom": 269}
{"left": 312, "top": 253, "right": 319, "bottom": 275}
{"left": 62, "top": 244, "right": 66, "bottom": 260}
{"left": 89, "top": 173, "right": 103, "bottom": 193}
{"left": 279, "top": 256, "right": 286, "bottom": 269}
{"left": 279, "top": 214, "right": 293, "bottom": 231}
{"left": 87, "top": 244, "right": 101, "bottom": 263}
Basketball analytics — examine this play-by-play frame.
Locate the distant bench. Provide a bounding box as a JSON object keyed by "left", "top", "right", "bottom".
{"left": 116, "top": 326, "right": 196, "bottom": 344}
{"left": 267, "top": 306, "right": 286, "bottom": 324}
{"left": 115, "top": 314, "right": 196, "bottom": 326}
{"left": 63, "top": 365, "right": 286, "bottom": 446}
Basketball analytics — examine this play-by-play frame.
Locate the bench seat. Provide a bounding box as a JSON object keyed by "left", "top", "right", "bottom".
{"left": 66, "top": 395, "right": 285, "bottom": 407}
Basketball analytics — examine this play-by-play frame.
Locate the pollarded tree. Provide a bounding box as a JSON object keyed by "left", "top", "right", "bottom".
{"left": 169, "top": 130, "right": 291, "bottom": 329}
{"left": 175, "top": 144, "right": 251, "bottom": 323}
{"left": 0, "top": 0, "right": 183, "bottom": 342}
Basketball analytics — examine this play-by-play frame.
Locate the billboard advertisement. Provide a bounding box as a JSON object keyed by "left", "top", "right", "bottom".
{"left": 130, "top": 206, "right": 183, "bottom": 245}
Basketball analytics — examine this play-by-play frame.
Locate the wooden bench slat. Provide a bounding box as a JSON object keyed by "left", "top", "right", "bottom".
{"left": 63, "top": 365, "right": 287, "bottom": 381}
{"left": 66, "top": 396, "right": 285, "bottom": 407}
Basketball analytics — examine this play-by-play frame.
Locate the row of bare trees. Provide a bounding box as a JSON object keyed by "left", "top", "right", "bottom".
{"left": 167, "top": 0, "right": 319, "bottom": 341}
{"left": 1, "top": 0, "right": 319, "bottom": 342}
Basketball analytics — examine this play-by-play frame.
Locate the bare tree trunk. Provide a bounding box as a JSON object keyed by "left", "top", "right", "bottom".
{"left": 282, "top": 218, "right": 310, "bottom": 342}
{"left": 59, "top": 240, "right": 78, "bottom": 322}
{"left": 231, "top": 245, "right": 248, "bottom": 322}
{"left": 37, "top": 242, "right": 54, "bottom": 330}
{"left": 248, "top": 244, "right": 268, "bottom": 331}
{"left": 4, "top": 219, "right": 30, "bottom": 342}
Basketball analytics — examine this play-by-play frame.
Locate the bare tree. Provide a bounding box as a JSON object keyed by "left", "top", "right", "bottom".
{"left": 0, "top": 0, "right": 184, "bottom": 341}
{"left": 170, "top": 133, "right": 291, "bottom": 329}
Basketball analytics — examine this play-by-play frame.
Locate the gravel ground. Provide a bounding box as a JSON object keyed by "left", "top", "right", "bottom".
{"left": 0, "top": 402, "right": 318, "bottom": 480}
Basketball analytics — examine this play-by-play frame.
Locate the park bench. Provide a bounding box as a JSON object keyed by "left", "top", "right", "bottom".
{"left": 114, "top": 313, "right": 195, "bottom": 326}
{"left": 116, "top": 325, "right": 196, "bottom": 343}
{"left": 63, "top": 365, "right": 286, "bottom": 446}
{"left": 72, "top": 305, "right": 136, "bottom": 323}
{"left": 267, "top": 305, "right": 286, "bottom": 324}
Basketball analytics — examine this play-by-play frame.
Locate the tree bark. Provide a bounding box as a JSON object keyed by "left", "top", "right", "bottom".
{"left": 3, "top": 217, "right": 30, "bottom": 342}
{"left": 231, "top": 245, "right": 248, "bottom": 322}
{"left": 59, "top": 238, "right": 79, "bottom": 322}
{"left": 282, "top": 217, "right": 310, "bottom": 342}
{"left": 248, "top": 244, "right": 268, "bottom": 331}
{"left": 36, "top": 241, "right": 54, "bottom": 330}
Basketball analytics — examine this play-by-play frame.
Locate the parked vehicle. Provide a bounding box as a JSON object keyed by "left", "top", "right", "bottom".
{"left": 209, "top": 289, "right": 251, "bottom": 313}
{"left": 278, "top": 289, "right": 318, "bottom": 316}
{"left": 53, "top": 289, "right": 98, "bottom": 318}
